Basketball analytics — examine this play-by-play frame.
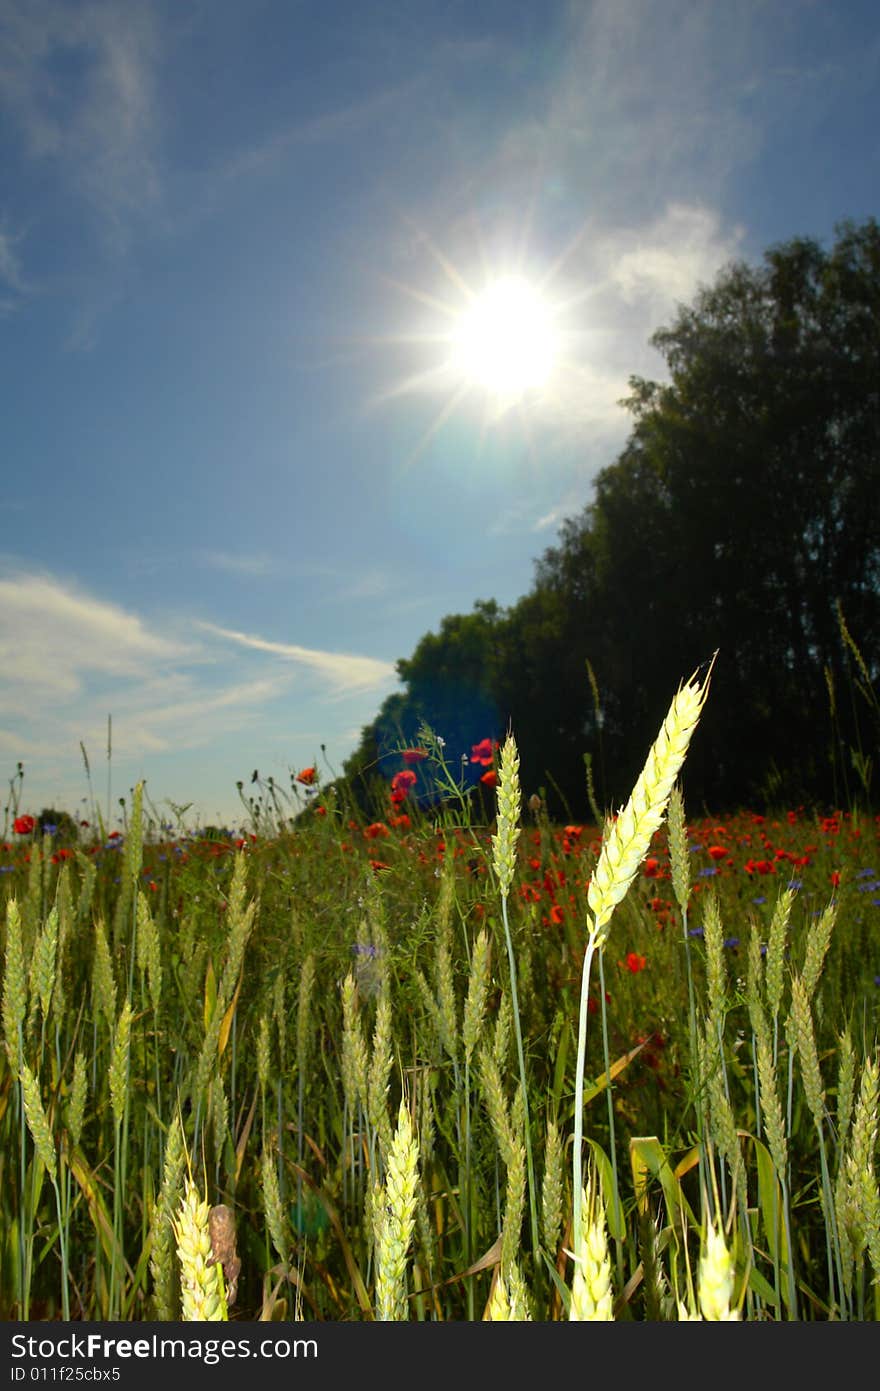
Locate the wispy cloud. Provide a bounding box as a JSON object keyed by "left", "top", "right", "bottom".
{"left": 0, "top": 222, "right": 28, "bottom": 295}
{"left": 0, "top": 568, "right": 299, "bottom": 766}
{"left": 196, "top": 550, "right": 281, "bottom": 579}
{"left": 97, "top": 675, "right": 292, "bottom": 755}
{"left": 0, "top": 0, "right": 161, "bottom": 236}
{"left": 214, "top": 79, "right": 424, "bottom": 186}
{"left": 199, "top": 622, "right": 398, "bottom": 696}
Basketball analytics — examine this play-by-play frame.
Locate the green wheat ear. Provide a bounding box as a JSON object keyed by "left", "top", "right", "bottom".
{"left": 492, "top": 733, "right": 522, "bottom": 898}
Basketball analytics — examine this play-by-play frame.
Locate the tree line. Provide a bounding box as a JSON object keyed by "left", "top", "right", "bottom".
{"left": 340, "top": 219, "right": 880, "bottom": 821}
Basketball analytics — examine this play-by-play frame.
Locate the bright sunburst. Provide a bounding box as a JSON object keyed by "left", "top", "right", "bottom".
{"left": 450, "top": 275, "right": 558, "bottom": 399}
{"left": 368, "top": 220, "right": 586, "bottom": 466}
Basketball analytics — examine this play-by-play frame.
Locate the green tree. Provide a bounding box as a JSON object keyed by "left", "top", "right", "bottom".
{"left": 37, "top": 808, "right": 80, "bottom": 845}
{"left": 537, "top": 217, "right": 880, "bottom": 809}
{"left": 342, "top": 601, "right": 511, "bottom": 814}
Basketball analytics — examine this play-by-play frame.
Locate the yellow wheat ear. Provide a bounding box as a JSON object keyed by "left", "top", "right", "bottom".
{"left": 697, "top": 1218, "right": 740, "bottom": 1321}
{"left": 569, "top": 1170, "right": 614, "bottom": 1321}
{"left": 172, "top": 1178, "right": 228, "bottom": 1321}
{"left": 587, "top": 659, "right": 714, "bottom": 949}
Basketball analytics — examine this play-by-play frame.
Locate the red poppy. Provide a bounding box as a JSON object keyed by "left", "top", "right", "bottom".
{"left": 549, "top": 904, "right": 565, "bottom": 925}
{"left": 402, "top": 748, "right": 428, "bottom": 764}
{"left": 364, "top": 822, "right": 390, "bottom": 839}
{"left": 13, "top": 815, "right": 35, "bottom": 836}
{"left": 480, "top": 770, "right": 498, "bottom": 788}
{"left": 391, "top": 769, "right": 417, "bottom": 795}
{"left": 296, "top": 767, "right": 317, "bottom": 786}
{"left": 745, "top": 858, "right": 775, "bottom": 875}
{"left": 108, "top": 830, "right": 122, "bottom": 840}
{"left": 624, "top": 952, "right": 647, "bottom": 974}
{"left": 707, "top": 845, "right": 728, "bottom": 860}
{"left": 470, "top": 738, "right": 496, "bottom": 766}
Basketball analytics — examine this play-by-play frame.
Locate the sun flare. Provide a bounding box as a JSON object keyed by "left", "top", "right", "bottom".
{"left": 450, "top": 275, "right": 558, "bottom": 399}
{"left": 373, "top": 225, "right": 581, "bottom": 463}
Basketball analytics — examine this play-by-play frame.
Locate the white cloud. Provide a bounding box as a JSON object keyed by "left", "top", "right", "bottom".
{"left": 599, "top": 203, "right": 747, "bottom": 315}
{"left": 199, "top": 622, "right": 399, "bottom": 697}
{"left": 0, "top": 570, "right": 192, "bottom": 703}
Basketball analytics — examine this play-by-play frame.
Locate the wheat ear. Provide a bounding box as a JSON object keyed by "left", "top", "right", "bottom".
{"left": 373, "top": 1099, "right": 420, "bottom": 1321}
{"left": 172, "top": 1178, "right": 228, "bottom": 1321}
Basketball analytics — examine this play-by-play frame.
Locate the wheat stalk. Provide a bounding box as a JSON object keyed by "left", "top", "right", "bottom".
{"left": 541, "top": 1118, "right": 565, "bottom": 1255}
{"left": 108, "top": 998, "right": 133, "bottom": 1130}
{"left": 20, "top": 1063, "right": 57, "bottom": 1183}
{"left": 463, "top": 927, "right": 491, "bottom": 1067}
{"left": 367, "top": 990, "right": 394, "bottom": 1159}
{"left": 2, "top": 898, "right": 28, "bottom": 1075}
{"left": 149, "top": 1113, "right": 186, "bottom": 1321}
{"left": 32, "top": 906, "right": 59, "bottom": 1027}
{"left": 667, "top": 783, "right": 691, "bottom": 916}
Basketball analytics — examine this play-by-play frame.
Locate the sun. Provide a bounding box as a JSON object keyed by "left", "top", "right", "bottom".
{"left": 369, "top": 223, "right": 583, "bottom": 463}
{"left": 450, "top": 275, "right": 558, "bottom": 400}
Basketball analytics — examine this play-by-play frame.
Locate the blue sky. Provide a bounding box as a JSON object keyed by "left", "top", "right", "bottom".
{"left": 1, "top": 0, "right": 878, "bottom": 832}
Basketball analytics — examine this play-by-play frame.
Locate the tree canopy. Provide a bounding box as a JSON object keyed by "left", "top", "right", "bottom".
{"left": 342, "top": 219, "right": 880, "bottom": 819}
